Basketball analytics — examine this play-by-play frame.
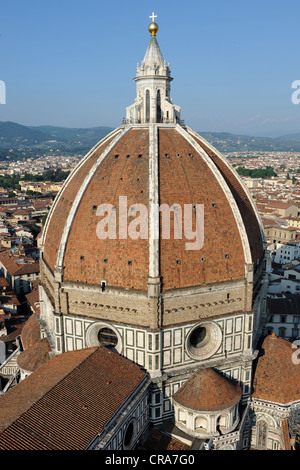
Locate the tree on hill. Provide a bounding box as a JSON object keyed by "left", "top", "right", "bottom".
{"left": 236, "top": 166, "right": 277, "bottom": 178}
{"left": 0, "top": 169, "right": 70, "bottom": 190}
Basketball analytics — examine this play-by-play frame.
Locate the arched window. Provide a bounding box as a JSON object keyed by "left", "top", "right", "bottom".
{"left": 178, "top": 409, "right": 187, "bottom": 425}
{"left": 195, "top": 416, "right": 207, "bottom": 432}
{"left": 156, "top": 89, "right": 161, "bottom": 122}
{"left": 216, "top": 414, "right": 227, "bottom": 434}
{"left": 145, "top": 90, "right": 150, "bottom": 123}
{"left": 279, "top": 327, "right": 286, "bottom": 338}
{"left": 257, "top": 420, "right": 268, "bottom": 448}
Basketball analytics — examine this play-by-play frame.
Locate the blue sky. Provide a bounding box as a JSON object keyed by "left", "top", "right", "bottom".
{"left": 1, "top": 0, "right": 300, "bottom": 137}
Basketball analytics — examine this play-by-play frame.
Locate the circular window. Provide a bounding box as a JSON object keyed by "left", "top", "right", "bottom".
{"left": 123, "top": 420, "right": 136, "bottom": 450}
{"left": 98, "top": 327, "right": 118, "bottom": 349}
{"left": 86, "top": 322, "right": 122, "bottom": 353}
{"left": 190, "top": 326, "right": 209, "bottom": 349}
{"left": 186, "top": 322, "right": 222, "bottom": 360}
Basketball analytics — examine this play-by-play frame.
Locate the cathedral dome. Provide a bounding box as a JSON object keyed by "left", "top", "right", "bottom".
{"left": 39, "top": 16, "right": 265, "bottom": 333}
{"left": 41, "top": 124, "right": 264, "bottom": 292}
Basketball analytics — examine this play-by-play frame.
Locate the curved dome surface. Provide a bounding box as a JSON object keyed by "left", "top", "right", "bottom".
{"left": 41, "top": 123, "right": 263, "bottom": 292}
{"left": 172, "top": 367, "right": 242, "bottom": 412}
{"left": 252, "top": 334, "right": 300, "bottom": 404}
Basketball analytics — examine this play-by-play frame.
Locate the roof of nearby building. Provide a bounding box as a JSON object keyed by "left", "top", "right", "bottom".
{"left": 17, "top": 335, "right": 51, "bottom": 373}
{"left": 0, "top": 250, "right": 39, "bottom": 276}
{"left": 172, "top": 367, "right": 242, "bottom": 412}
{"left": 0, "top": 346, "right": 147, "bottom": 450}
{"left": 12, "top": 262, "right": 40, "bottom": 276}
{"left": 0, "top": 323, "right": 24, "bottom": 343}
{"left": 138, "top": 428, "right": 190, "bottom": 451}
{"left": 25, "top": 280, "right": 40, "bottom": 312}
{"left": 12, "top": 209, "right": 31, "bottom": 216}
{"left": 252, "top": 334, "right": 300, "bottom": 404}
{"left": 0, "top": 293, "right": 21, "bottom": 306}
{"left": 267, "top": 294, "right": 300, "bottom": 316}
{"left": 267, "top": 201, "right": 298, "bottom": 209}
{"left": 16, "top": 307, "right": 49, "bottom": 374}
{"left": 0, "top": 275, "right": 11, "bottom": 289}
{"left": 261, "top": 217, "right": 282, "bottom": 227}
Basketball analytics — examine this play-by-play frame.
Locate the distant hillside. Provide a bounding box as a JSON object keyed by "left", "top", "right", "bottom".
{"left": 278, "top": 132, "right": 300, "bottom": 142}
{"left": 1, "top": 121, "right": 300, "bottom": 161}
{"left": 0, "top": 121, "right": 114, "bottom": 148}
{"left": 0, "top": 147, "right": 34, "bottom": 161}
{"left": 0, "top": 121, "right": 115, "bottom": 160}
{"left": 0, "top": 121, "right": 54, "bottom": 147}
{"left": 198, "top": 131, "right": 300, "bottom": 153}
{"left": 30, "top": 125, "right": 114, "bottom": 146}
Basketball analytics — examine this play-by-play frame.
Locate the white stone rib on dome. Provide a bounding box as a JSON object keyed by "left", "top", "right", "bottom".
{"left": 41, "top": 126, "right": 124, "bottom": 250}
{"left": 55, "top": 126, "right": 132, "bottom": 269}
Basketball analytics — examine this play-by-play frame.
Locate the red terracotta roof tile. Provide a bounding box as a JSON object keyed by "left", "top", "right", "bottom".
{"left": 43, "top": 133, "right": 118, "bottom": 273}
{"left": 173, "top": 367, "right": 242, "bottom": 412}
{"left": 17, "top": 336, "right": 51, "bottom": 372}
{"left": 190, "top": 132, "right": 264, "bottom": 266}
{"left": 252, "top": 334, "right": 300, "bottom": 404}
{"left": 139, "top": 429, "right": 190, "bottom": 450}
{"left": 0, "top": 346, "right": 147, "bottom": 450}
{"left": 19, "top": 311, "right": 42, "bottom": 350}
{"left": 281, "top": 419, "right": 291, "bottom": 450}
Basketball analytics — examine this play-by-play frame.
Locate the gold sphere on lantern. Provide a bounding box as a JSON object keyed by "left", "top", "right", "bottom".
{"left": 148, "top": 21, "right": 159, "bottom": 36}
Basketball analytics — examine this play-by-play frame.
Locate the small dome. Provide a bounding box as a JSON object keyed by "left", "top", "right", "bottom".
{"left": 17, "top": 312, "right": 51, "bottom": 372}
{"left": 172, "top": 367, "right": 242, "bottom": 412}
{"left": 17, "top": 337, "right": 51, "bottom": 373}
{"left": 252, "top": 334, "right": 300, "bottom": 404}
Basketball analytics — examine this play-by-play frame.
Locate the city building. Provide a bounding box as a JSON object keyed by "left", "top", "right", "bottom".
{"left": 264, "top": 225, "right": 298, "bottom": 245}
{"left": 287, "top": 217, "right": 300, "bottom": 229}
{"left": 265, "top": 294, "right": 300, "bottom": 340}
{"left": 273, "top": 242, "right": 300, "bottom": 264}
{"left": 0, "top": 249, "right": 40, "bottom": 294}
